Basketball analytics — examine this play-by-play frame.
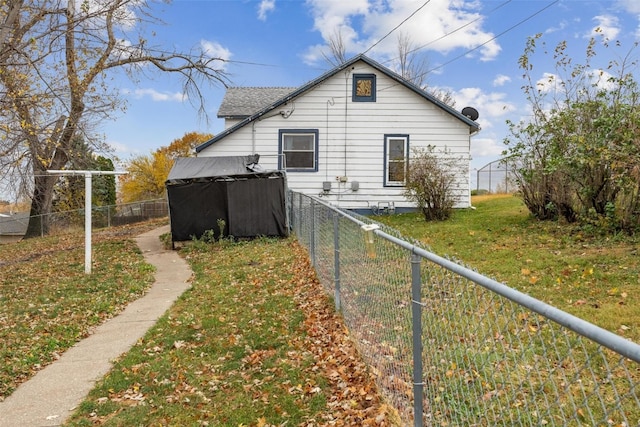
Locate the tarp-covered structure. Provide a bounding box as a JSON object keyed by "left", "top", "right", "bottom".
{"left": 166, "top": 155, "right": 288, "bottom": 242}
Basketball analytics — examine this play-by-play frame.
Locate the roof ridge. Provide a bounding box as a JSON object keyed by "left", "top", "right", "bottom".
{"left": 227, "top": 86, "right": 297, "bottom": 89}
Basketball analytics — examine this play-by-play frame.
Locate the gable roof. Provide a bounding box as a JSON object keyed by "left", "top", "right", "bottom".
{"left": 218, "top": 87, "right": 297, "bottom": 119}
{"left": 197, "top": 54, "right": 480, "bottom": 153}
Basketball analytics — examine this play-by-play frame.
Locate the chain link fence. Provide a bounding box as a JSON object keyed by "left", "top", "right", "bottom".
{"left": 0, "top": 199, "right": 168, "bottom": 241}
{"left": 290, "top": 191, "right": 640, "bottom": 426}
{"left": 476, "top": 157, "right": 519, "bottom": 194}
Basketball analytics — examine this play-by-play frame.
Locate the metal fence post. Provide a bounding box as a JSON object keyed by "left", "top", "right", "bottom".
{"left": 310, "top": 199, "right": 316, "bottom": 266}
{"left": 295, "top": 191, "right": 301, "bottom": 236}
{"left": 333, "top": 211, "right": 341, "bottom": 312}
{"left": 411, "top": 252, "right": 424, "bottom": 427}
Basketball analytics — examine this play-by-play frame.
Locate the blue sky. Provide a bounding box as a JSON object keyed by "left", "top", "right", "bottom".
{"left": 103, "top": 0, "right": 640, "bottom": 175}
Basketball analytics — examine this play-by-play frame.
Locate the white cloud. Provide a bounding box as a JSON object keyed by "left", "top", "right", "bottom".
{"left": 492, "top": 74, "right": 511, "bottom": 87}
{"left": 200, "top": 40, "right": 232, "bottom": 71}
{"left": 453, "top": 87, "right": 516, "bottom": 122}
{"left": 257, "top": 0, "right": 276, "bottom": 21}
{"left": 536, "top": 72, "right": 563, "bottom": 95}
{"left": 617, "top": 0, "right": 640, "bottom": 14}
{"left": 545, "top": 19, "right": 569, "bottom": 34}
{"left": 303, "top": 0, "right": 501, "bottom": 65}
{"left": 123, "top": 88, "right": 187, "bottom": 102}
{"left": 588, "top": 15, "right": 621, "bottom": 40}
{"left": 470, "top": 136, "right": 505, "bottom": 158}
{"left": 585, "top": 68, "right": 620, "bottom": 91}
{"left": 107, "top": 140, "right": 140, "bottom": 157}
{"left": 303, "top": 0, "right": 370, "bottom": 61}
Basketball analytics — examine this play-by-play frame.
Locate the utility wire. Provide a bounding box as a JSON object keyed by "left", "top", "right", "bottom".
{"left": 376, "top": 0, "right": 512, "bottom": 70}
{"left": 362, "top": 0, "right": 432, "bottom": 56}
{"left": 424, "top": 0, "right": 559, "bottom": 76}
{"left": 375, "top": 0, "right": 559, "bottom": 93}
{"left": 404, "top": 0, "right": 512, "bottom": 59}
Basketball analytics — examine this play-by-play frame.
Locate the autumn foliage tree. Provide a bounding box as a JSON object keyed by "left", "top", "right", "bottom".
{"left": 120, "top": 131, "right": 212, "bottom": 203}
{"left": 0, "top": 1, "right": 228, "bottom": 238}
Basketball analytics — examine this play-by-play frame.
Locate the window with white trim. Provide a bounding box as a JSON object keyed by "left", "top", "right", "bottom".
{"left": 279, "top": 129, "right": 318, "bottom": 171}
{"left": 384, "top": 134, "right": 409, "bottom": 186}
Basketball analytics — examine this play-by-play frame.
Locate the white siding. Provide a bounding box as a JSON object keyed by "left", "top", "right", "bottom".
{"left": 200, "top": 61, "right": 474, "bottom": 211}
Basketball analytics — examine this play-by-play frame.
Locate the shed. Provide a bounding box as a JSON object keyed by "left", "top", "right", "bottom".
{"left": 165, "top": 155, "right": 288, "bottom": 243}
{"left": 0, "top": 212, "right": 29, "bottom": 244}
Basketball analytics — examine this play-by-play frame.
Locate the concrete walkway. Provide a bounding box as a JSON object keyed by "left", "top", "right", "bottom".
{"left": 0, "top": 226, "right": 192, "bottom": 427}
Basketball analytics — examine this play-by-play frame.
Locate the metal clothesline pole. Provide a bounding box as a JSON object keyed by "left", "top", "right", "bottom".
{"left": 47, "top": 170, "right": 127, "bottom": 274}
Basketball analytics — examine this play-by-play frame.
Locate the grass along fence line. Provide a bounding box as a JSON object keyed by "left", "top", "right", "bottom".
{"left": 291, "top": 192, "right": 640, "bottom": 425}
{"left": 65, "top": 237, "right": 399, "bottom": 425}
{"left": 374, "top": 194, "right": 640, "bottom": 340}
{"left": 1, "top": 221, "right": 399, "bottom": 425}
{"left": 3, "top": 194, "right": 640, "bottom": 425}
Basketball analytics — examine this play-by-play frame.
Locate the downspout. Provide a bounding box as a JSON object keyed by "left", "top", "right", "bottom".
{"left": 252, "top": 120, "right": 256, "bottom": 154}
{"left": 326, "top": 98, "right": 335, "bottom": 182}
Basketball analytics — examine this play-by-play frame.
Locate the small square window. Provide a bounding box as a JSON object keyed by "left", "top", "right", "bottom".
{"left": 352, "top": 74, "right": 376, "bottom": 102}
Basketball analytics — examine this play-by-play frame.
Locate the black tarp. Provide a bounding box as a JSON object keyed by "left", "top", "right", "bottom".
{"left": 166, "top": 155, "right": 288, "bottom": 242}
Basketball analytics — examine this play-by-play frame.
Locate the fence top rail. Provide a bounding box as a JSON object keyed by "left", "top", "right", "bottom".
{"left": 297, "top": 192, "right": 640, "bottom": 363}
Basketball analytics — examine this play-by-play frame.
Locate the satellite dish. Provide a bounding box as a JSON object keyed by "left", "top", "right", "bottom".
{"left": 461, "top": 106, "right": 479, "bottom": 121}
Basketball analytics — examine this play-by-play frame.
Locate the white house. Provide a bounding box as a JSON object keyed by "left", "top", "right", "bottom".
{"left": 196, "top": 54, "right": 480, "bottom": 213}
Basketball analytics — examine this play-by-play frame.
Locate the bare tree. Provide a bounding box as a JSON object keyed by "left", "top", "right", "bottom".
{"left": 0, "top": 0, "right": 229, "bottom": 237}
{"left": 395, "top": 32, "right": 455, "bottom": 107}
{"left": 396, "top": 32, "right": 427, "bottom": 88}
{"left": 322, "top": 27, "right": 348, "bottom": 67}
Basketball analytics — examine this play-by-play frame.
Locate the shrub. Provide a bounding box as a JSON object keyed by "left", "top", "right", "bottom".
{"left": 404, "top": 146, "right": 462, "bottom": 221}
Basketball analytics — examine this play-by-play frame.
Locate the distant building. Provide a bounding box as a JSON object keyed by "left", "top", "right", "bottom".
{"left": 0, "top": 212, "right": 29, "bottom": 243}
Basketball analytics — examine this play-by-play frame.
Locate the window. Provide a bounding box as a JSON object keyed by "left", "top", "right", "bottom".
{"left": 352, "top": 74, "right": 376, "bottom": 102}
{"left": 384, "top": 134, "right": 409, "bottom": 186}
{"left": 279, "top": 129, "right": 319, "bottom": 172}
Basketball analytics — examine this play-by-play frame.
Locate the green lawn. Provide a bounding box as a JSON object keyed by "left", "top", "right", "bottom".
{"left": 374, "top": 194, "right": 640, "bottom": 342}
{"left": 64, "top": 236, "right": 398, "bottom": 426}
{"left": 0, "top": 220, "right": 163, "bottom": 399}
{"left": 5, "top": 195, "right": 640, "bottom": 425}
{"left": 367, "top": 194, "right": 640, "bottom": 425}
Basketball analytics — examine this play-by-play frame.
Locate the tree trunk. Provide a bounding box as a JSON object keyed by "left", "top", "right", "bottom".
{"left": 24, "top": 173, "right": 57, "bottom": 238}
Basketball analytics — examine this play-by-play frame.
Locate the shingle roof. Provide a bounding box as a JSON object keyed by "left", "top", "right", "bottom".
{"left": 217, "top": 87, "right": 297, "bottom": 119}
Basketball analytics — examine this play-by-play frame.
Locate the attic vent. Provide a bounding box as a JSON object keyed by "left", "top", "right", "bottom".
{"left": 461, "top": 106, "right": 479, "bottom": 121}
